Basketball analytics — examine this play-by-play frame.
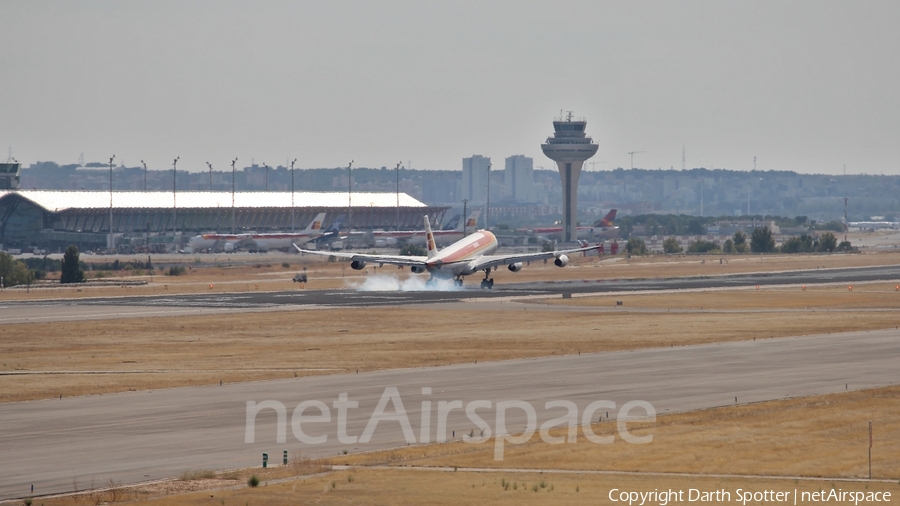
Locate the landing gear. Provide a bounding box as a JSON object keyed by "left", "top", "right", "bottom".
{"left": 480, "top": 270, "right": 494, "bottom": 290}
{"left": 454, "top": 277, "right": 464, "bottom": 287}
{"left": 426, "top": 276, "right": 436, "bottom": 287}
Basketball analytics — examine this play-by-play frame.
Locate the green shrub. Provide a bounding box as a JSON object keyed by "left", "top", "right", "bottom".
{"left": 625, "top": 238, "right": 648, "bottom": 256}
{"left": 167, "top": 266, "right": 186, "bottom": 276}
{"left": 59, "top": 244, "right": 85, "bottom": 284}
{"left": 247, "top": 475, "right": 260, "bottom": 487}
{"left": 687, "top": 240, "right": 720, "bottom": 253}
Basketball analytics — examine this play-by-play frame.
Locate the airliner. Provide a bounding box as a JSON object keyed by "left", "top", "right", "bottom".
{"left": 293, "top": 215, "right": 600, "bottom": 289}
{"left": 847, "top": 220, "right": 899, "bottom": 231}
{"left": 188, "top": 213, "right": 328, "bottom": 252}
{"left": 525, "top": 209, "right": 619, "bottom": 240}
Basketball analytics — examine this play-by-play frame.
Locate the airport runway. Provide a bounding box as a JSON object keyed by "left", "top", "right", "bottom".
{"left": 1, "top": 265, "right": 899, "bottom": 321}
{"left": 1, "top": 328, "right": 898, "bottom": 499}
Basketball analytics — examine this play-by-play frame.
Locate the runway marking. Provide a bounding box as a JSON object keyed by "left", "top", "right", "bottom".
{"left": 0, "top": 368, "right": 343, "bottom": 375}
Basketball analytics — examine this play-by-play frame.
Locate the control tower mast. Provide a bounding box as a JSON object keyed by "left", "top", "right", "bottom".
{"left": 540, "top": 112, "right": 598, "bottom": 242}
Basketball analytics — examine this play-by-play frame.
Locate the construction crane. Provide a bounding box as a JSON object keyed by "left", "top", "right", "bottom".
{"left": 628, "top": 151, "right": 646, "bottom": 170}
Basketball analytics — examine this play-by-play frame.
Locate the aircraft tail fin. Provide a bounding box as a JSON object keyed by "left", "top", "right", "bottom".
{"left": 463, "top": 210, "right": 482, "bottom": 231}
{"left": 442, "top": 214, "right": 461, "bottom": 231}
{"left": 305, "top": 212, "right": 327, "bottom": 232}
{"left": 323, "top": 215, "right": 344, "bottom": 233}
{"left": 424, "top": 215, "right": 438, "bottom": 259}
{"left": 595, "top": 209, "right": 617, "bottom": 227}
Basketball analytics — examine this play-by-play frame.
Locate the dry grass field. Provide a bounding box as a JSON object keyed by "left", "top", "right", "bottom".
{"left": 31, "top": 386, "right": 900, "bottom": 506}
{"left": 33, "top": 470, "right": 900, "bottom": 506}
{"left": 2, "top": 250, "right": 899, "bottom": 301}
{"left": 544, "top": 284, "right": 900, "bottom": 310}
{"left": 2, "top": 285, "right": 898, "bottom": 403}
{"left": 338, "top": 386, "right": 900, "bottom": 480}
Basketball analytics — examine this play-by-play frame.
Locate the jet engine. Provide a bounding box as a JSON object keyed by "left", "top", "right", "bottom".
{"left": 350, "top": 260, "right": 367, "bottom": 270}
{"left": 507, "top": 262, "right": 523, "bottom": 272}
{"left": 554, "top": 254, "right": 569, "bottom": 267}
{"left": 224, "top": 243, "right": 235, "bottom": 253}
{"left": 411, "top": 265, "right": 426, "bottom": 274}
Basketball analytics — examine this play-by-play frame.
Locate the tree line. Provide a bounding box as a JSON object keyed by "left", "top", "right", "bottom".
{"left": 626, "top": 227, "right": 851, "bottom": 256}
{"left": 617, "top": 214, "right": 846, "bottom": 239}
{"left": 0, "top": 245, "right": 156, "bottom": 287}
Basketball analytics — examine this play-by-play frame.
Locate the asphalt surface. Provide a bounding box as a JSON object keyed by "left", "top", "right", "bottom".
{"left": 2, "top": 264, "right": 899, "bottom": 314}
{"left": 1, "top": 328, "right": 899, "bottom": 499}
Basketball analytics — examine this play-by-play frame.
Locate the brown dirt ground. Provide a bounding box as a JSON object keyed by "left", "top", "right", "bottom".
{"left": 2, "top": 287, "right": 898, "bottom": 403}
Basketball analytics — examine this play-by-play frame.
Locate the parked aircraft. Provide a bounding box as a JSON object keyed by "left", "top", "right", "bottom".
{"left": 188, "top": 213, "right": 328, "bottom": 252}
{"left": 847, "top": 220, "right": 899, "bottom": 230}
{"left": 370, "top": 210, "right": 482, "bottom": 247}
{"left": 293, "top": 215, "right": 600, "bottom": 289}
{"left": 525, "top": 209, "right": 619, "bottom": 241}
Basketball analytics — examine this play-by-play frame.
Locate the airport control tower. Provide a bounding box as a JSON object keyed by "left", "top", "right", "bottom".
{"left": 541, "top": 112, "right": 598, "bottom": 242}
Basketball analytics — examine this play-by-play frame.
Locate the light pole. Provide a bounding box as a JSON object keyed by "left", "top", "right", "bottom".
{"left": 395, "top": 161, "right": 401, "bottom": 230}
{"left": 231, "top": 157, "right": 237, "bottom": 233}
{"left": 141, "top": 159, "right": 147, "bottom": 191}
{"left": 485, "top": 163, "right": 491, "bottom": 231}
{"left": 172, "top": 156, "right": 180, "bottom": 243}
{"left": 206, "top": 162, "right": 213, "bottom": 191}
{"left": 109, "top": 154, "right": 116, "bottom": 251}
{"left": 290, "top": 158, "right": 297, "bottom": 231}
{"left": 347, "top": 160, "right": 353, "bottom": 233}
{"left": 462, "top": 199, "right": 468, "bottom": 237}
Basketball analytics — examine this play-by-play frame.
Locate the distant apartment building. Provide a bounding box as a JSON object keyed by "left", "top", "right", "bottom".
{"left": 461, "top": 155, "right": 490, "bottom": 204}
{"left": 504, "top": 155, "right": 536, "bottom": 203}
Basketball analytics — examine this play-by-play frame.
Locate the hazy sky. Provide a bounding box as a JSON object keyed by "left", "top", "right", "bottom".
{"left": 2, "top": 1, "right": 898, "bottom": 175}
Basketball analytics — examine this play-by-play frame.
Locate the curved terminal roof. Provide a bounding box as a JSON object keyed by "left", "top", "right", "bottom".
{"left": 0, "top": 190, "right": 428, "bottom": 212}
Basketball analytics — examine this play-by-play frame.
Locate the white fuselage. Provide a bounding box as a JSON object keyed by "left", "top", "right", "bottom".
{"left": 188, "top": 231, "right": 319, "bottom": 252}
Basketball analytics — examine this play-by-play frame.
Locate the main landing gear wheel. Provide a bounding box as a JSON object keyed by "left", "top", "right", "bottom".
{"left": 480, "top": 269, "right": 494, "bottom": 289}
{"left": 454, "top": 278, "right": 463, "bottom": 287}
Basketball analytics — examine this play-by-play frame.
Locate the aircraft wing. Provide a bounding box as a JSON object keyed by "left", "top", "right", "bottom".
{"left": 292, "top": 244, "right": 428, "bottom": 267}
{"left": 466, "top": 243, "right": 602, "bottom": 272}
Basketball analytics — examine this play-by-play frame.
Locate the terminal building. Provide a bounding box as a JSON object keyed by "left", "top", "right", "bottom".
{"left": 0, "top": 189, "right": 448, "bottom": 252}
